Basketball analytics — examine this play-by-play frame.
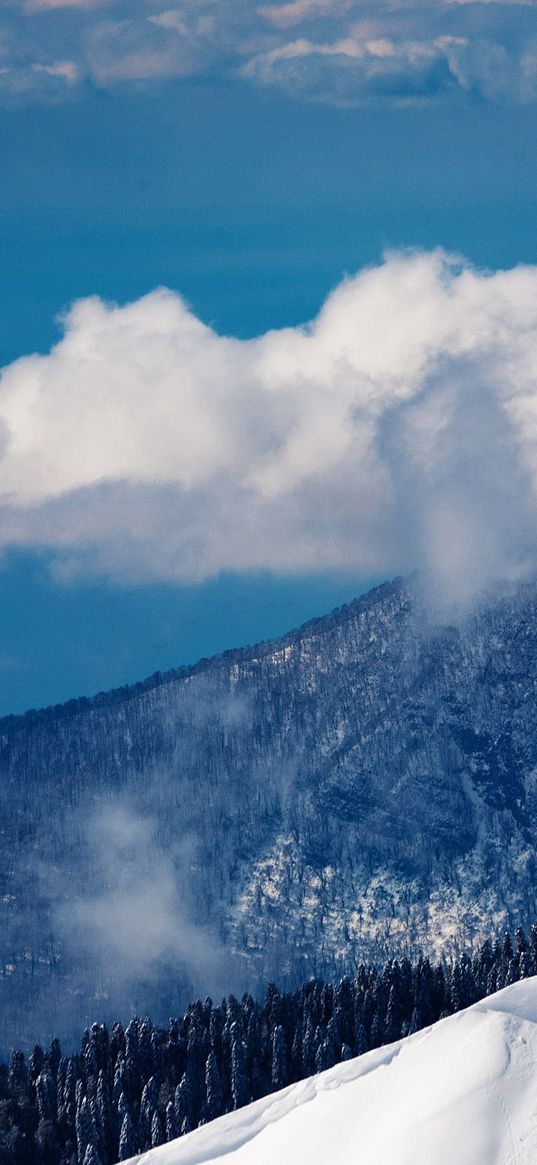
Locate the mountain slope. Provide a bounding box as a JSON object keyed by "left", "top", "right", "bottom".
{"left": 3, "top": 575, "right": 537, "bottom": 1047}
{"left": 126, "top": 978, "right": 537, "bottom": 1165}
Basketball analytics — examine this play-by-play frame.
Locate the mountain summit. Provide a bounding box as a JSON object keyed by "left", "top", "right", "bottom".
{"left": 2, "top": 576, "right": 537, "bottom": 1047}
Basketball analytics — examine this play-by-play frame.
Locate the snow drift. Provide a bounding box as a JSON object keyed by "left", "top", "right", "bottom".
{"left": 127, "top": 977, "right": 537, "bottom": 1165}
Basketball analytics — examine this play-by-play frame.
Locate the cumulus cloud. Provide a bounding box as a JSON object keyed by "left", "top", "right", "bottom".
{"left": 2, "top": 250, "right": 537, "bottom": 607}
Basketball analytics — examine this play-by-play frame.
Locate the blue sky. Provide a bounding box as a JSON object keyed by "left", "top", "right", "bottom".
{"left": 2, "top": 0, "right": 537, "bottom": 715}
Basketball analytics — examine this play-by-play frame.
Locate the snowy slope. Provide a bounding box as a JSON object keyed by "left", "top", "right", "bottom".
{"left": 127, "top": 979, "right": 537, "bottom": 1165}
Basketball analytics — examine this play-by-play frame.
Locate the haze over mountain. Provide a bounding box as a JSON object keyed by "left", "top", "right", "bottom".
{"left": 2, "top": 574, "right": 537, "bottom": 1050}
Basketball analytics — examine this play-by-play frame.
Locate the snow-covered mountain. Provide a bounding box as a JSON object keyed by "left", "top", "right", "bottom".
{"left": 126, "top": 978, "right": 537, "bottom": 1165}
{"left": 3, "top": 575, "right": 537, "bottom": 1048}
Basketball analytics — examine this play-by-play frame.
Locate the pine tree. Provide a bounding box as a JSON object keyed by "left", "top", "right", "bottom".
{"left": 110, "top": 1022, "right": 125, "bottom": 1069}
{"left": 95, "top": 1070, "right": 113, "bottom": 1163}
{"left": 29, "top": 1045, "right": 45, "bottom": 1083}
{"left": 165, "top": 1100, "right": 178, "bottom": 1142}
{"left": 150, "top": 1109, "right": 163, "bottom": 1149}
{"left": 174, "top": 1073, "right": 193, "bottom": 1133}
{"left": 75, "top": 1095, "right": 95, "bottom": 1165}
{"left": 301, "top": 1017, "right": 316, "bottom": 1076}
{"left": 138, "top": 1019, "right": 155, "bottom": 1084}
{"left": 333, "top": 978, "right": 353, "bottom": 1048}
{"left": 118, "top": 1112, "right": 136, "bottom": 1162}
{"left": 8, "top": 1050, "right": 28, "bottom": 1095}
{"left": 530, "top": 923, "right": 537, "bottom": 973}
{"left": 138, "top": 1076, "right": 158, "bottom": 1152}
{"left": 271, "top": 1024, "right": 289, "bottom": 1090}
{"left": 354, "top": 1022, "right": 368, "bottom": 1056}
{"left": 370, "top": 1011, "right": 384, "bottom": 1048}
{"left": 502, "top": 931, "right": 514, "bottom": 965}
{"left": 266, "top": 984, "right": 283, "bottom": 1029}
{"left": 117, "top": 1091, "right": 129, "bottom": 1124}
{"left": 205, "top": 1052, "right": 223, "bottom": 1121}
{"left": 231, "top": 1022, "right": 249, "bottom": 1109}
{"left": 408, "top": 1007, "right": 420, "bottom": 1036}
{"left": 83, "top": 1146, "right": 101, "bottom": 1165}
{"left": 384, "top": 985, "right": 399, "bottom": 1044}
{"left": 35, "top": 1116, "right": 60, "bottom": 1165}
{"left": 35, "top": 1069, "right": 56, "bottom": 1123}
{"left": 291, "top": 1023, "right": 302, "bottom": 1077}
{"left": 47, "top": 1038, "right": 62, "bottom": 1080}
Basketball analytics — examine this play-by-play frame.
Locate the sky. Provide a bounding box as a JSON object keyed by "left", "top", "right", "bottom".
{"left": 2, "top": 0, "right": 537, "bottom": 715}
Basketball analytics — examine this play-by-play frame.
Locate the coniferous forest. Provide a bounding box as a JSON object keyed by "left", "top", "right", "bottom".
{"left": 1, "top": 922, "right": 534, "bottom": 1165}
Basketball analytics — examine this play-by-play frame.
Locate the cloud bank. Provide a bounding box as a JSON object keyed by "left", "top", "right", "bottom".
{"left": 2, "top": 0, "right": 537, "bottom": 105}
{"left": 2, "top": 249, "right": 537, "bottom": 606}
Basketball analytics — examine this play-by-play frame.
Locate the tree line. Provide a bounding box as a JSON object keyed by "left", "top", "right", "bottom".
{"left": 1, "top": 921, "right": 535, "bottom": 1165}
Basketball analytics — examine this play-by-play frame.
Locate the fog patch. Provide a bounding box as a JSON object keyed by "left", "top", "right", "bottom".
{"left": 38, "top": 775, "right": 252, "bottom": 1044}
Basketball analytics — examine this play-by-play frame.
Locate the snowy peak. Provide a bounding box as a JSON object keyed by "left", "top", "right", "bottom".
{"left": 127, "top": 978, "right": 537, "bottom": 1165}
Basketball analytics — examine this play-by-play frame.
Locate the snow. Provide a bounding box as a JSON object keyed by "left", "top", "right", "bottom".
{"left": 127, "top": 979, "right": 537, "bottom": 1165}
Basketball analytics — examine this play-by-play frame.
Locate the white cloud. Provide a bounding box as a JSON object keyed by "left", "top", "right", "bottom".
{"left": 85, "top": 16, "right": 212, "bottom": 83}
{"left": 1, "top": 0, "right": 537, "bottom": 105}
{"left": 259, "top": 0, "right": 355, "bottom": 30}
{"left": 3, "top": 252, "right": 537, "bottom": 606}
{"left": 240, "top": 31, "right": 451, "bottom": 103}
{"left": 31, "top": 58, "right": 78, "bottom": 82}
{"left": 24, "top": 0, "right": 107, "bottom": 10}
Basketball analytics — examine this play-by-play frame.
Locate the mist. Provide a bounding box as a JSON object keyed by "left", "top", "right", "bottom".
{"left": 54, "top": 801, "right": 231, "bottom": 1000}
{"left": 0, "top": 686, "right": 259, "bottom": 1053}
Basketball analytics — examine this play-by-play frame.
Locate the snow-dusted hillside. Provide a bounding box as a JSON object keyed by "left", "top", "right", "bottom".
{"left": 127, "top": 979, "right": 537, "bottom": 1165}
{"left": 4, "top": 574, "right": 537, "bottom": 1047}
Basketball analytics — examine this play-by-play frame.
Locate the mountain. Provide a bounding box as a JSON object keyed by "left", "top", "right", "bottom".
{"left": 2, "top": 575, "right": 537, "bottom": 1049}
{"left": 123, "top": 977, "right": 537, "bottom": 1165}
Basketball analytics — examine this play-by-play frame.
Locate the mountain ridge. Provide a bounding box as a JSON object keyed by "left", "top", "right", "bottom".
{"left": 2, "top": 573, "right": 537, "bottom": 1049}
{"left": 0, "top": 577, "right": 401, "bottom": 734}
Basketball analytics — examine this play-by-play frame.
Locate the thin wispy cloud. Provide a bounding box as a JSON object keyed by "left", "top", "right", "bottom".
{"left": 1, "top": 0, "right": 537, "bottom": 104}
{"left": 24, "top": 0, "right": 107, "bottom": 11}
{"left": 1, "top": 250, "right": 537, "bottom": 609}
{"left": 86, "top": 17, "right": 210, "bottom": 83}
{"left": 31, "top": 57, "right": 78, "bottom": 81}
{"left": 260, "top": 0, "right": 356, "bottom": 29}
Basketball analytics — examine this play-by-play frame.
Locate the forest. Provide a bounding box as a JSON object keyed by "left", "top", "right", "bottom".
{"left": 4, "top": 577, "right": 537, "bottom": 1052}
{"left": 0, "top": 920, "right": 534, "bottom": 1165}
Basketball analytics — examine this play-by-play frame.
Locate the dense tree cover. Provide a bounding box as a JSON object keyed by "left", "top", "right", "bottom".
{"left": 4, "top": 578, "right": 537, "bottom": 1051}
{"left": 0, "top": 922, "right": 534, "bottom": 1165}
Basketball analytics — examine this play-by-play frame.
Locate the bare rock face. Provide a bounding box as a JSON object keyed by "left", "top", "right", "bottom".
{"left": 2, "top": 576, "right": 537, "bottom": 1049}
